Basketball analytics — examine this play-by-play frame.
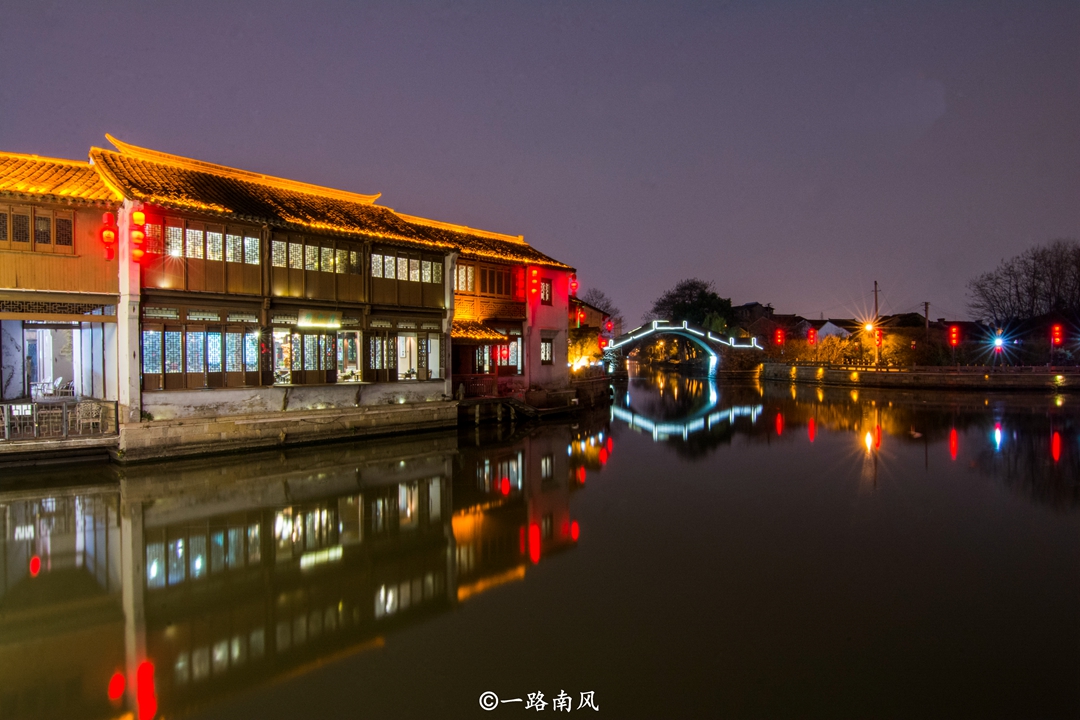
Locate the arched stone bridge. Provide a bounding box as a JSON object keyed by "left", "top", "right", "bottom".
{"left": 608, "top": 320, "right": 762, "bottom": 376}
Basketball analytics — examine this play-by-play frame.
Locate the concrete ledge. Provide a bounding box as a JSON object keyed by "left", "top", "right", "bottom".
{"left": 118, "top": 400, "right": 458, "bottom": 462}
{"left": 0, "top": 435, "right": 119, "bottom": 468}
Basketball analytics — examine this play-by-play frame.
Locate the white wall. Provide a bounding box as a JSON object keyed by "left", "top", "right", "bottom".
{"left": 525, "top": 269, "right": 571, "bottom": 391}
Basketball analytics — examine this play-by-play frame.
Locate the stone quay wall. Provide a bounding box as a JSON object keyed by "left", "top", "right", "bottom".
{"left": 118, "top": 399, "right": 458, "bottom": 462}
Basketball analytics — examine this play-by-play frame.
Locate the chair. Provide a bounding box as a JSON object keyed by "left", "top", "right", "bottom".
{"left": 57, "top": 381, "right": 75, "bottom": 397}
{"left": 73, "top": 401, "right": 102, "bottom": 435}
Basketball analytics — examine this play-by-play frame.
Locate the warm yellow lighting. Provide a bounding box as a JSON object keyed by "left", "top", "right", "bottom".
{"left": 1055, "top": 395, "right": 1064, "bottom": 407}
{"left": 850, "top": 371, "right": 859, "bottom": 382}
{"left": 864, "top": 432, "right": 873, "bottom": 451}
{"left": 457, "top": 565, "right": 527, "bottom": 602}
{"left": 132, "top": 210, "right": 145, "bottom": 225}
{"left": 864, "top": 323, "right": 874, "bottom": 332}
{"left": 850, "top": 390, "right": 859, "bottom": 402}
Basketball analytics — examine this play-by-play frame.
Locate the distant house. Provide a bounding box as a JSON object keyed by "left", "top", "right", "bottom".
{"left": 732, "top": 302, "right": 774, "bottom": 326}
{"left": 813, "top": 320, "right": 851, "bottom": 339}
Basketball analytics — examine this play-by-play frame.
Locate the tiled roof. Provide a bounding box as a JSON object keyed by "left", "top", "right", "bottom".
{"left": 451, "top": 320, "right": 509, "bottom": 342}
{"left": 90, "top": 136, "right": 572, "bottom": 270}
{"left": 0, "top": 152, "right": 117, "bottom": 204}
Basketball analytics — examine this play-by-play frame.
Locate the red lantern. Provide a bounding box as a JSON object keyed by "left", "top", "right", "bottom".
{"left": 100, "top": 212, "right": 118, "bottom": 260}
{"left": 605, "top": 320, "right": 614, "bottom": 333}
{"left": 874, "top": 328, "right": 883, "bottom": 347}
{"left": 1052, "top": 324, "right": 1063, "bottom": 346}
{"left": 569, "top": 274, "right": 579, "bottom": 296}
{"left": 949, "top": 325, "right": 960, "bottom": 347}
{"left": 773, "top": 328, "right": 785, "bottom": 346}
{"left": 598, "top": 337, "right": 608, "bottom": 349}
{"left": 807, "top": 328, "right": 817, "bottom": 345}
{"left": 130, "top": 210, "right": 146, "bottom": 263}
{"left": 530, "top": 268, "right": 539, "bottom": 295}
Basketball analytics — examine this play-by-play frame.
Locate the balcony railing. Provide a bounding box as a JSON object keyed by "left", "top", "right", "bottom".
{"left": 0, "top": 399, "right": 119, "bottom": 441}
{"left": 454, "top": 375, "right": 498, "bottom": 398}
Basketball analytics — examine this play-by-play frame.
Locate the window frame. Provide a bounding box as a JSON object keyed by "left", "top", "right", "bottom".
{"left": 0, "top": 204, "right": 75, "bottom": 255}
{"left": 540, "top": 338, "right": 554, "bottom": 365}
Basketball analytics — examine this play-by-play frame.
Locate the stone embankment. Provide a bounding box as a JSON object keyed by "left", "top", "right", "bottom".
{"left": 761, "top": 363, "right": 1078, "bottom": 392}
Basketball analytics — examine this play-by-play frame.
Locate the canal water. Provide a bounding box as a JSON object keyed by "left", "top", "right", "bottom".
{"left": 1, "top": 369, "right": 1078, "bottom": 719}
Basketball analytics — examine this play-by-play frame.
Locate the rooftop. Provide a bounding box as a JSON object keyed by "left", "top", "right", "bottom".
{"left": 90, "top": 136, "right": 571, "bottom": 270}
{"left": 0, "top": 152, "right": 115, "bottom": 204}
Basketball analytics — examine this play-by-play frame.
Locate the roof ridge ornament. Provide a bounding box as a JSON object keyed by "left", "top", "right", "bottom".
{"left": 103, "top": 134, "right": 382, "bottom": 205}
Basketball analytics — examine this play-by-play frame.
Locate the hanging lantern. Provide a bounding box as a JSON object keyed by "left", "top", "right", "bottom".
{"left": 100, "top": 212, "right": 118, "bottom": 260}
{"left": 130, "top": 210, "right": 147, "bottom": 263}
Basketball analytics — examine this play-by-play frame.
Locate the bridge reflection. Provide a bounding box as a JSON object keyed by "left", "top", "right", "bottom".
{"left": 0, "top": 414, "right": 615, "bottom": 720}
{"left": 612, "top": 368, "right": 1080, "bottom": 507}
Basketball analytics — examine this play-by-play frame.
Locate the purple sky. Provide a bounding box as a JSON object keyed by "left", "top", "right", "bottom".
{"left": 2, "top": 1, "right": 1077, "bottom": 322}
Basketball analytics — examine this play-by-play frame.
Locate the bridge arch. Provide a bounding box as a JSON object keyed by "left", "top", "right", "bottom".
{"left": 609, "top": 320, "right": 761, "bottom": 377}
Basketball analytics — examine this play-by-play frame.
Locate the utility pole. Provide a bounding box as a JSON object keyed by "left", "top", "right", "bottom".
{"left": 873, "top": 281, "right": 879, "bottom": 366}
{"left": 924, "top": 302, "right": 930, "bottom": 341}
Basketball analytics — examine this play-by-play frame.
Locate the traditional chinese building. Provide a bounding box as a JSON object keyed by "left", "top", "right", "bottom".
{"left": 444, "top": 220, "right": 574, "bottom": 397}
{"left": 0, "top": 153, "right": 119, "bottom": 403}
{"left": 1, "top": 136, "right": 576, "bottom": 459}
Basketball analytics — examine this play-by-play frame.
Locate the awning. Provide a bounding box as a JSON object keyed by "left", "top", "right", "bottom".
{"left": 451, "top": 320, "right": 508, "bottom": 343}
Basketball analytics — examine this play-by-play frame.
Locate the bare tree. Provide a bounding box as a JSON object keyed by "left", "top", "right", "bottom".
{"left": 581, "top": 288, "right": 624, "bottom": 332}
{"left": 967, "top": 240, "right": 1080, "bottom": 323}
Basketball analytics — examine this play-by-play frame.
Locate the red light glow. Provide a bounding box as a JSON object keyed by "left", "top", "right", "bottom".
{"left": 949, "top": 326, "right": 960, "bottom": 347}
{"left": 108, "top": 671, "right": 126, "bottom": 702}
{"left": 775, "top": 413, "right": 783, "bottom": 436}
{"left": 500, "top": 478, "right": 510, "bottom": 495}
{"left": 598, "top": 447, "right": 609, "bottom": 464}
{"left": 808, "top": 417, "right": 816, "bottom": 443}
{"left": 606, "top": 437, "right": 613, "bottom": 452}
{"left": 874, "top": 329, "right": 883, "bottom": 347}
{"left": 1052, "top": 325, "right": 1064, "bottom": 346}
{"left": 528, "top": 523, "right": 541, "bottom": 564}
{"left": 1052, "top": 432, "right": 1061, "bottom": 462}
{"left": 807, "top": 328, "right": 817, "bottom": 345}
{"left": 949, "top": 428, "right": 958, "bottom": 460}
{"left": 136, "top": 661, "right": 157, "bottom": 720}
{"left": 570, "top": 521, "right": 580, "bottom": 542}
{"left": 576, "top": 466, "right": 586, "bottom": 483}
{"left": 29, "top": 555, "right": 41, "bottom": 577}
{"left": 875, "top": 424, "right": 882, "bottom": 449}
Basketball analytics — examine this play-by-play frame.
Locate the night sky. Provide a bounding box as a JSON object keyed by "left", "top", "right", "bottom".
{"left": 2, "top": 1, "right": 1077, "bottom": 322}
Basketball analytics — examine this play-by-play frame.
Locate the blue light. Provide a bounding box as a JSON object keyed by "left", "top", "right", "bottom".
{"left": 994, "top": 424, "right": 1002, "bottom": 451}
{"left": 993, "top": 336, "right": 1004, "bottom": 348}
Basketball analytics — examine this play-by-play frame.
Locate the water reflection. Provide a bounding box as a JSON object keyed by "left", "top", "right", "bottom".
{"left": 0, "top": 414, "right": 612, "bottom": 720}
{"left": 614, "top": 367, "right": 1080, "bottom": 507}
